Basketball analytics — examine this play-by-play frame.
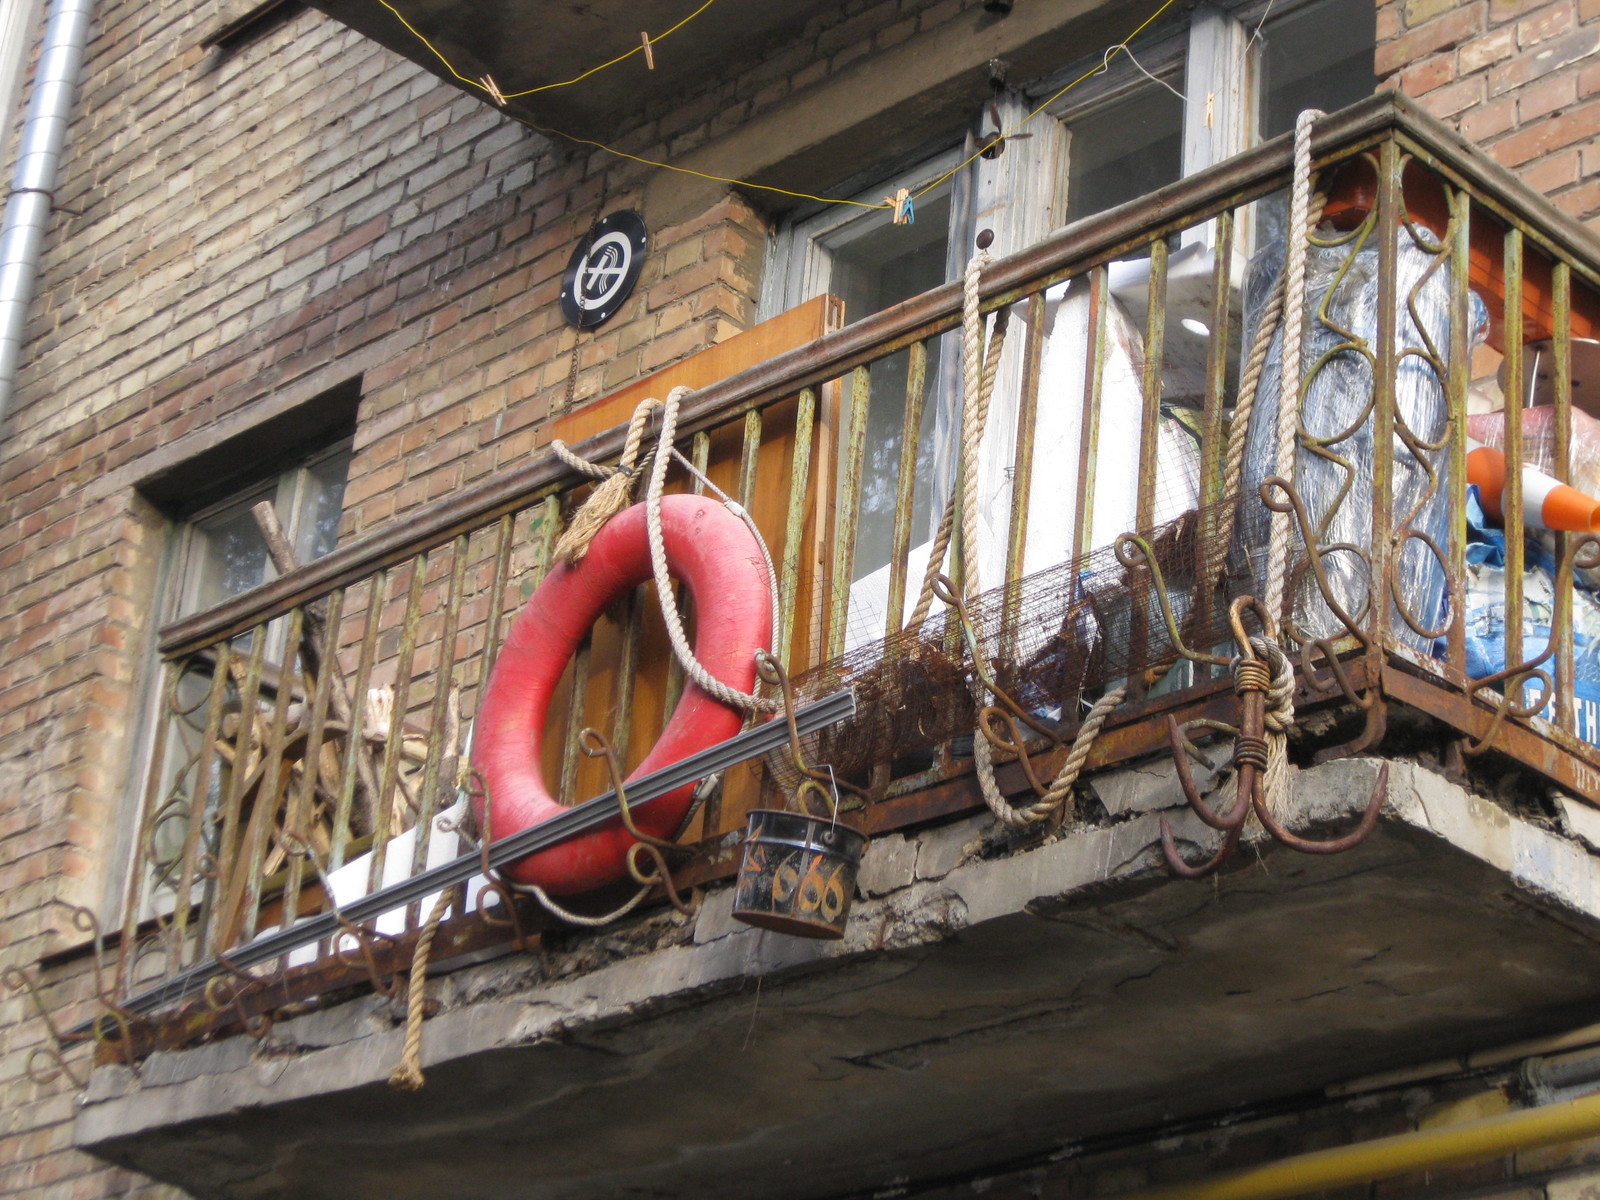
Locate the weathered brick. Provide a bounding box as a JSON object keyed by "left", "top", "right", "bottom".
{"left": 1489, "top": 25, "right": 1600, "bottom": 93}
{"left": 1459, "top": 24, "right": 1519, "bottom": 72}
{"left": 1375, "top": 4, "right": 1484, "bottom": 75}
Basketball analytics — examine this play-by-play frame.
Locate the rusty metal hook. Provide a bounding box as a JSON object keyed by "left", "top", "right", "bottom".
{"left": 1158, "top": 714, "right": 1254, "bottom": 878}
{"left": 466, "top": 770, "right": 533, "bottom": 953}
{"left": 932, "top": 573, "right": 1066, "bottom": 745}
{"left": 1159, "top": 599, "right": 1283, "bottom": 876}
{"left": 580, "top": 727, "right": 680, "bottom": 851}
{"left": 332, "top": 914, "right": 404, "bottom": 1002}
{"left": 1259, "top": 475, "right": 1374, "bottom": 647}
{"left": 625, "top": 842, "right": 700, "bottom": 916}
{"left": 977, "top": 705, "right": 1052, "bottom": 796}
{"left": 52, "top": 902, "right": 139, "bottom": 1067}
{"left": 756, "top": 650, "right": 871, "bottom": 806}
{"left": 1249, "top": 761, "right": 1388, "bottom": 855}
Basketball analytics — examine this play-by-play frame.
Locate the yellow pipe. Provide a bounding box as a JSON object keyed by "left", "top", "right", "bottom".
{"left": 1120, "top": 1090, "right": 1600, "bottom": 1200}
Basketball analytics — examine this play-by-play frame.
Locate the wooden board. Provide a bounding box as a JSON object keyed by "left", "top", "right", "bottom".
{"left": 539, "top": 297, "right": 846, "bottom": 837}
{"left": 549, "top": 296, "right": 846, "bottom": 445}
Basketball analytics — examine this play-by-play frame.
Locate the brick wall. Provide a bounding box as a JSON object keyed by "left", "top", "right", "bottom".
{"left": 1379, "top": 0, "right": 1600, "bottom": 228}
{"left": 9, "top": 0, "right": 1600, "bottom": 1196}
{"left": 0, "top": 0, "right": 992, "bottom": 1192}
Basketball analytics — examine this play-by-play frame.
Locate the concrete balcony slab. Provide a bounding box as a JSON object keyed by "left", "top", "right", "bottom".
{"left": 75, "top": 758, "right": 1600, "bottom": 1200}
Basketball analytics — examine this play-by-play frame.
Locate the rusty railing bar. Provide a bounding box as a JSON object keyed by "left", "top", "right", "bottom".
{"left": 158, "top": 98, "right": 1436, "bottom": 660}
{"left": 70, "top": 688, "right": 855, "bottom": 1033}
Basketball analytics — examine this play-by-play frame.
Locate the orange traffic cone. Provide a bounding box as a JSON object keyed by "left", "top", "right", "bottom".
{"left": 1467, "top": 438, "right": 1600, "bottom": 532}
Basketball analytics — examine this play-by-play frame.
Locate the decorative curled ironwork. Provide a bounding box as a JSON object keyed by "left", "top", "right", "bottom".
{"left": 586, "top": 726, "right": 701, "bottom": 915}
{"left": 1460, "top": 534, "right": 1600, "bottom": 757}
{"left": 54, "top": 903, "right": 141, "bottom": 1069}
{"left": 465, "top": 770, "right": 533, "bottom": 951}
{"left": 757, "top": 650, "right": 871, "bottom": 813}
{"left": 1160, "top": 597, "right": 1388, "bottom": 877}
{"left": 2, "top": 965, "right": 86, "bottom": 1087}
{"left": 204, "top": 952, "right": 283, "bottom": 1041}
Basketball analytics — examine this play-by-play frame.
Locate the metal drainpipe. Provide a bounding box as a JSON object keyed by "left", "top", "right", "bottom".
{"left": 0, "top": 0, "right": 92, "bottom": 424}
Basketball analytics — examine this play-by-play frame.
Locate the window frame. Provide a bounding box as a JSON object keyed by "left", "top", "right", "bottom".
{"left": 756, "top": 146, "right": 969, "bottom": 324}
{"left": 169, "top": 438, "right": 354, "bottom": 622}
{"left": 112, "top": 434, "right": 355, "bottom": 934}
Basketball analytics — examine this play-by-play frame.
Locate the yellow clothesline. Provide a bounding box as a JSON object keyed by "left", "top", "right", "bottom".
{"left": 376, "top": 0, "right": 1181, "bottom": 213}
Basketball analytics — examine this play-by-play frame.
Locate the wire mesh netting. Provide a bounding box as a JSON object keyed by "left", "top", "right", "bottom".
{"left": 770, "top": 495, "right": 1250, "bottom": 793}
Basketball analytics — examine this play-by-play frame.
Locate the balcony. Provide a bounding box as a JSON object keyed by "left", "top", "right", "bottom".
{"left": 61, "top": 95, "right": 1600, "bottom": 1199}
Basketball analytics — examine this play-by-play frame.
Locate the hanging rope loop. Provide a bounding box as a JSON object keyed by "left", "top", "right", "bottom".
{"left": 644, "top": 385, "right": 779, "bottom": 714}
{"left": 551, "top": 397, "right": 664, "bottom": 565}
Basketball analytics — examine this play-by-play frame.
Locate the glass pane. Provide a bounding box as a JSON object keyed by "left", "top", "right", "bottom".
{"left": 1258, "top": 0, "right": 1375, "bottom": 140}
{"left": 818, "top": 192, "right": 951, "bottom": 581}
{"left": 854, "top": 346, "right": 941, "bottom": 579}
{"left": 298, "top": 446, "right": 353, "bottom": 561}
{"left": 824, "top": 191, "right": 952, "bottom": 324}
{"left": 187, "top": 495, "right": 273, "bottom": 613}
{"left": 1067, "top": 77, "right": 1185, "bottom": 223}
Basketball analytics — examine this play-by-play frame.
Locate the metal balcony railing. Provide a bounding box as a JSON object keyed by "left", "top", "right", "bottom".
{"left": 100, "top": 93, "right": 1600, "bottom": 1047}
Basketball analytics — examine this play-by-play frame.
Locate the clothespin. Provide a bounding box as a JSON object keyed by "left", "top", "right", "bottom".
{"left": 479, "top": 74, "right": 507, "bottom": 106}
{"left": 886, "top": 187, "right": 914, "bottom": 226}
{"left": 640, "top": 31, "right": 655, "bottom": 69}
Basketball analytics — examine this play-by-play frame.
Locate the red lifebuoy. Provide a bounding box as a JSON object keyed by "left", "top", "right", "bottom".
{"left": 472, "top": 494, "right": 772, "bottom": 895}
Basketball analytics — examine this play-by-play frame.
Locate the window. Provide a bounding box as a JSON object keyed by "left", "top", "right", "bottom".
{"left": 1066, "top": 76, "right": 1187, "bottom": 224}
{"left": 173, "top": 442, "right": 351, "bottom": 618}
{"left": 765, "top": 156, "right": 964, "bottom": 588}
{"left": 135, "top": 439, "right": 353, "bottom": 928}
{"left": 758, "top": 0, "right": 1373, "bottom": 649}
{"left": 119, "top": 382, "right": 360, "bottom": 937}
{"left": 1257, "top": 0, "right": 1376, "bottom": 141}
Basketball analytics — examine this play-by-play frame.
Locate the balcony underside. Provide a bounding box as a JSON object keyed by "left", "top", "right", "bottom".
{"left": 77, "top": 759, "right": 1600, "bottom": 1200}
{"left": 304, "top": 0, "right": 840, "bottom": 140}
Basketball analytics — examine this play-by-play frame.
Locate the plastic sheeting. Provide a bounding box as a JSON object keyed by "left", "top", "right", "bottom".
{"left": 1468, "top": 404, "right": 1600, "bottom": 589}
{"left": 1454, "top": 490, "right": 1600, "bottom": 748}
{"left": 842, "top": 273, "right": 1199, "bottom": 653}
{"left": 1236, "top": 228, "right": 1483, "bottom": 649}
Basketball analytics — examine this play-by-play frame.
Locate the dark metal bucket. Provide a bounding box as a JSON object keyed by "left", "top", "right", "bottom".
{"left": 731, "top": 809, "right": 866, "bottom": 939}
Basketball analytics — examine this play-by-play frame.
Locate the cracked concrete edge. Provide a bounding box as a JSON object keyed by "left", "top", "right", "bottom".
{"left": 73, "top": 758, "right": 1600, "bottom": 1152}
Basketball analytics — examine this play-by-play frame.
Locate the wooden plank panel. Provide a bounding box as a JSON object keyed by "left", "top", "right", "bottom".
{"left": 548, "top": 296, "right": 845, "bottom": 446}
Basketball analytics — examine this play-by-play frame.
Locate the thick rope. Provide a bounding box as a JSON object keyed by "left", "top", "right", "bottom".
{"left": 995, "top": 684, "right": 1128, "bottom": 826}
{"left": 906, "top": 299, "right": 1008, "bottom": 634}
{"left": 1264, "top": 108, "right": 1323, "bottom": 628}
{"left": 953, "top": 252, "right": 1036, "bottom": 827}
{"left": 1231, "top": 108, "right": 1321, "bottom": 820}
{"left": 515, "top": 878, "right": 650, "bottom": 926}
{"left": 644, "top": 385, "right": 779, "bottom": 713}
{"left": 1229, "top": 637, "right": 1297, "bottom": 820}
{"left": 388, "top": 887, "right": 454, "bottom": 1091}
{"left": 551, "top": 398, "right": 663, "bottom": 564}
{"left": 928, "top": 250, "right": 1121, "bottom": 828}
{"left": 1206, "top": 188, "right": 1329, "bottom": 591}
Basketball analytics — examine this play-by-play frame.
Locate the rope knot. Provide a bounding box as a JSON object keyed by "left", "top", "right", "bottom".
{"left": 550, "top": 397, "right": 663, "bottom": 565}
{"left": 1246, "top": 636, "right": 1297, "bottom": 736}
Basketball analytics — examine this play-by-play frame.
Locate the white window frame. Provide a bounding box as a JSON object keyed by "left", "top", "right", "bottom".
{"left": 754, "top": 0, "right": 1368, "bottom": 647}
{"left": 757, "top": 147, "right": 970, "bottom": 323}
